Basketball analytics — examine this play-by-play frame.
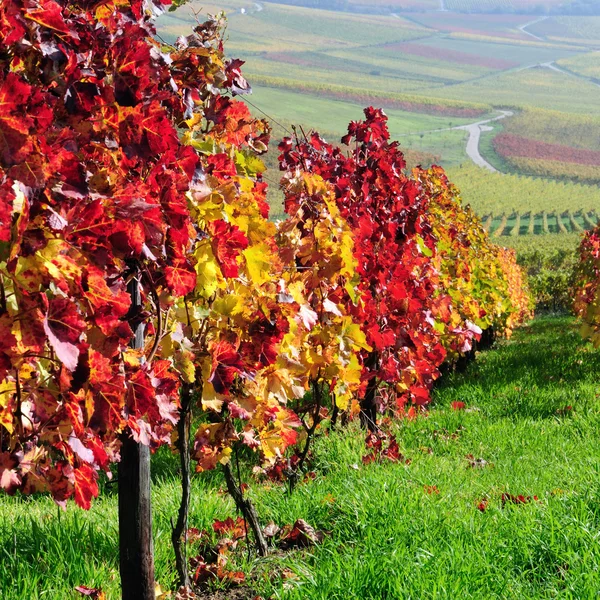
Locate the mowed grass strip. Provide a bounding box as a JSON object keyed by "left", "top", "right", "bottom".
{"left": 3, "top": 318, "right": 600, "bottom": 598}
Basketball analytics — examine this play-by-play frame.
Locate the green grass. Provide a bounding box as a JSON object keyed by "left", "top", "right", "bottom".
{"left": 245, "top": 86, "right": 476, "bottom": 139}
{"left": 499, "top": 232, "right": 585, "bottom": 254}
{"left": 446, "top": 163, "right": 600, "bottom": 215}
{"left": 436, "top": 67, "right": 600, "bottom": 114}
{"left": 4, "top": 317, "right": 600, "bottom": 598}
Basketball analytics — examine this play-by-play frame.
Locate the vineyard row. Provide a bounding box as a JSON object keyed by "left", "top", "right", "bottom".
{"left": 482, "top": 210, "right": 598, "bottom": 237}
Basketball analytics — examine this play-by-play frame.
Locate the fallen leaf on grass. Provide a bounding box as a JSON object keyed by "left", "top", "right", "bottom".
{"left": 476, "top": 499, "right": 488, "bottom": 512}
{"left": 75, "top": 587, "right": 106, "bottom": 599}
{"left": 281, "top": 568, "right": 299, "bottom": 581}
{"left": 175, "top": 587, "right": 198, "bottom": 600}
{"left": 362, "top": 432, "right": 410, "bottom": 465}
{"left": 501, "top": 493, "right": 539, "bottom": 507}
{"left": 424, "top": 485, "right": 440, "bottom": 495}
{"left": 451, "top": 401, "right": 466, "bottom": 411}
{"left": 465, "top": 454, "right": 490, "bottom": 468}
{"left": 213, "top": 517, "right": 247, "bottom": 540}
{"left": 263, "top": 521, "right": 281, "bottom": 539}
{"left": 279, "top": 519, "right": 324, "bottom": 549}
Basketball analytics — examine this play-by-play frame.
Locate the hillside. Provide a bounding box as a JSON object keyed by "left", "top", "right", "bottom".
{"left": 261, "top": 0, "right": 600, "bottom": 15}
{"left": 156, "top": 0, "right": 600, "bottom": 249}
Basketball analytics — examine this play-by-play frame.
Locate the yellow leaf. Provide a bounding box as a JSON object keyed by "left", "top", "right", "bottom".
{"left": 154, "top": 582, "right": 169, "bottom": 600}
{"left": 212, "top": 294, "right": 244, "bottom": 318}
{"left": 0, "top": 380, "right": 16, "bottom": 434}
{"left": 175, "top": 351, "right": 196, "bottom": 384}
{"left": 123, "top": 349, "right": 141, "bottom": 368}
{"left": 339, "top": 318, "right": 372, "bottom": 352}
{"left": 194, "top": 239, "right": 224, "bottom": 298}
{"left": 333, "top": 353, "right": 362, "bottom": 411}
{"left": 201, "top": 382, "right": 225, "bottom": 413}
{"left": 218, "top": 446, "right": 232, "bottom": 465}
{"left": 243, "top": 243, "right": 273, "bottom": 286}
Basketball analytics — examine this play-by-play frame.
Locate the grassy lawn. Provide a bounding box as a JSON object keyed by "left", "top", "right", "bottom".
{"left": 3, "top": 316, "right": 600, "bottom": 598}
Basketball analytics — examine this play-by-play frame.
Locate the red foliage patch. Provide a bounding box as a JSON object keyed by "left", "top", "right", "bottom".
{"left": 362, "top": 432, "right": 411, "bottom": 465}
{"left": 383, "top": 43, "right": 519, "bottom": 70}
{"left": 493, "top": 133, "right": 600, "bottom": 167}
{"left": 501, "top": 493, "right": 539, "bottom": 507}
{"left": 284, "top": 84, "right": 485, "bottom": 118}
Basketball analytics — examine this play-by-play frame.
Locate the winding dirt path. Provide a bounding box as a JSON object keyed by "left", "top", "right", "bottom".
{"left": 455, "top": 111, "right": 513, "bottom": 172}
{"left": 397, "top": 110, "right": 513, "bottom": 171}
{"left": 517, "top": 16, "right": 547, "bottom": 41}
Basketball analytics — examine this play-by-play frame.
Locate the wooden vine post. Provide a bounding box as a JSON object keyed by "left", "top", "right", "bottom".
{"left": 118, "top": 272, "right": 155, "bottom": 600}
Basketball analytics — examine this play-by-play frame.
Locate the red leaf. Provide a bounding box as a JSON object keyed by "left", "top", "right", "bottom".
{"left": 208, "top": 341, "right": 245, "bottom": 394}
{"left": 73, "top": 464, "right": 99, "bottom": 510}
{"left": 451, "top": 401, "right": 466, "bottom": 411}
{"left": 75, "top": 586, "right": 106, "bottom": 599}
{"left": 165, "top": 261, "right": 196, "bottom": 297}
{"left": 210, "top": 220, "right": 248, "bottom": 278}
{"left": 43, "top": 313, "right": 80, "bottom": 372}
{"left": 25, "top": 0, "right": 72, "bottom": 34}
{"left": 213, "top": 516, "right": 246, "bottom": 539}
{"left": 279, "top": 519, "right": 324, "bottom": 549}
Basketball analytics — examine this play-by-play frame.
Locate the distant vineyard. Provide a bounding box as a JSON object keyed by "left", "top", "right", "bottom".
{"left": 531, "top": 16, "right": 600, "bottom": 43}
{"left": 446, "top": 31, "right": 583, "bottom": 50}
{"left": 407, "top": 12, "right": 529, "bottom": 39}
{"left": 557, "top": 51, "right": 600, "bottom": 79}
{"left": 499, "top": 157, "right": 600, "bottom": 184}
{"left": 483, "top": 210, "right": 598, "bottom": 237}
{"left": 501, "top": 108, "right": 600, "bottom": 152}
{"left": 493, "top": 133, "right": 600, "bottom": 166}
{"left": 435, "top": 67, "right": 600, "bottom": 115}
{"left": 492, "top": 108, "right": 600, "bottom": 182}
{"left": 446, "top": 0, "right": 511, "bottom": 11}
{"left": 247, "top": 74, "right": 491, "bottom": 117}
{"left": 437, "top": 0, "right": 581, "bottom": 11}
{"left": 447, "top": 164, "right": 600, "bottom": 215}
{"left": 383, "top": 42, "right": 519, "bottom": 69}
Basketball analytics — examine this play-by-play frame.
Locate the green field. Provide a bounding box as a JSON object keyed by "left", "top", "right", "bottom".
{"left": 448, "top": 164, "right": 600, "bottom": 215}
{"left": 247, "top": 86, "right": 476, "bottom": 157}
{"left": 529, "top": 16, "right": 600, "bottom": 45}
{"left": 156, "top": 1, "right": 600, "bottom": 245}
{"left": 5, "top": 318, "right": 600, "bottom": 598}
{"left": 557, "top": 50, "right": 600, "bottom": 79}
{"left": 436, "top": 67, "right": 600, "bottom": 114}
